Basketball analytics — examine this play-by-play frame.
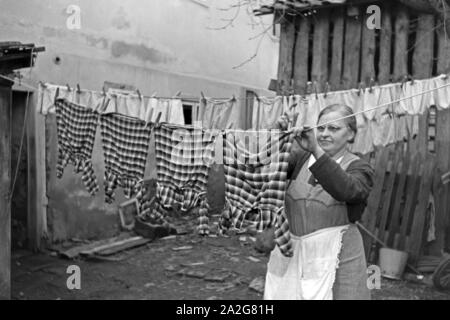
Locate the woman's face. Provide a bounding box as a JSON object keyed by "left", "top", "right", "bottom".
{"left": 316, "top": 110, "right": 355, "bottom": 157}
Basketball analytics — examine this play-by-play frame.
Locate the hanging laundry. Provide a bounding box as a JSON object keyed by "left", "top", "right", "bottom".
{"left": 55, "top": 98, "right": 99, "bottom": 195}
{"left": 368, "top": 85, "right": 396, "bottom": 148}
{"left": 100, "top": 113, "right": 152, "bottom": 203}
{"left": 148, "top": 98, "right": 185, "bottom": 125}
{"left": 399, "top": 79, "right": 431, "bottom": 115}
{"left": 196, "top": 97, "right": 240, "bottom": 129}
{"left": 39, "top": 83, "right": 75, "bottom": 115}
{"left": 153, "top": 123, "right": 217, "bottom": 235}
{"left": 429, "top": 75, "right": 450, "bottom": 110}
{"left": 104, "top": 94, "right": 150, "bottom": 121}
{"left": 251, "top": 96, "right": 284, "bottom": 130}
{"left": 220, "top": 130, "right": 294, "bottom": 257}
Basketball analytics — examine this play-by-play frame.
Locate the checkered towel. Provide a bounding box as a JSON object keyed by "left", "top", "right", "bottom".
{"left": 55, "top": 98, "right": 99, "bottom": 195}
{"left": 154, "top": 123, "right": 217, "bottom": 235}
{"left": 220, "top": 130, "right": 294, "bottom": 257}
{"left": 100, "top": 113, "right": 152, "bottom": 203}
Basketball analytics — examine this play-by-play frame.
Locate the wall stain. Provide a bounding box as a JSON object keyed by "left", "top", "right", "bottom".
{"left": 110, "top": 41, "right": 175, "bottom": 64}
{"left": 86, "top": 35, "right": 109, "bottom": 50}
{"left": 111, "top": 6, "right": 131, "bottom": 30}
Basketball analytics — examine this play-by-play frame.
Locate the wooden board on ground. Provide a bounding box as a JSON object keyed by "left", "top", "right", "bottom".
{"left": 80, "top": 236, "right": 148, "bottom": 256}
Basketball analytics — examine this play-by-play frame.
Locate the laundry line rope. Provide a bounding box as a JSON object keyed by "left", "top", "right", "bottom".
{"left": 2, "top": 73, "right": 450, "bottom": 134}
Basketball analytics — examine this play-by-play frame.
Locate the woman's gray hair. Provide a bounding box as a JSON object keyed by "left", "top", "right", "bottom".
{"left": 317, "top": 104, "right": 357, "bottom": 144}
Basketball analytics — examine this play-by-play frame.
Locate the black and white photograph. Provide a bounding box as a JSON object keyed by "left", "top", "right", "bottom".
{"left": 1, "top": 0, "right": 450, "bottom": 304}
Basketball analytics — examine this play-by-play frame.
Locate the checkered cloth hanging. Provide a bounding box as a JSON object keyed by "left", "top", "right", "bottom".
{"left": 55, "top": 98, "right": 99, "bottom": 195}
{"left": 100, "top": 113, "right": 152, "bottom": 203}
{"left": 220, "top": 130, "right": 294, "bottom": 257}
{"left": 154, "top": 123, "right": 217, "bottom": 235}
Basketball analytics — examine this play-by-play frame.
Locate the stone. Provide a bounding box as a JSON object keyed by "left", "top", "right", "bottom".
{"left": 204, "top": 270, "right": 232, "bottom": 283}
{"left": 249, "top": 277, "right": 265, "bottom": 294}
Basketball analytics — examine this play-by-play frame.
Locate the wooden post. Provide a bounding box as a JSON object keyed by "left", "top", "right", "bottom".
{"left": 277, "top": 15, "right": 296, "bottom": 95}
{"left": 378, "top": 3, "right": 393, "bottom": 84}
{"left": 329, "top": 8, "right": 345, "bottom": 90}
{"left": 0, "top": 76, "right": 12, "bottom": 300}
{"left": 437, "top": 23, "right": 450, "bottom": 74}
{"left": 413, "top": 14, "right": 435, "bottom": 157}
{"left": 342, "top": 6, "right": 362, "bottom": 89}
{"left": 311, "top": 10, "right": 330, "bottom": 92}
{"left": 393, "top": 7, "right": 409, "bottom": 82}
{"left": 294, "top": 16, "right": 310, "bottom": 94}
{"left": 360, "top": 7, "right": 376, "bottom": 85}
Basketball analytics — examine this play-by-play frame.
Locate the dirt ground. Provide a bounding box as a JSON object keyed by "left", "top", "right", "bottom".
{"left": 11, "top": 215, "right": 450, "bottom": 300}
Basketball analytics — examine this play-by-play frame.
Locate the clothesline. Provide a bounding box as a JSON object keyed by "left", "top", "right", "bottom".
{"left": 303, "top": 81, "right": 450, "bottom": 132}
{"left": 2, "top": 73, "right": 450, "bottom": 134}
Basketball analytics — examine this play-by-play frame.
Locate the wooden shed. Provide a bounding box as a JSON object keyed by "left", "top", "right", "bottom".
{"left": 257, "top": 0, "right": 450, "bottom": 265}
{"left": 0, "top": 42, "right": 44, "bottom": 299}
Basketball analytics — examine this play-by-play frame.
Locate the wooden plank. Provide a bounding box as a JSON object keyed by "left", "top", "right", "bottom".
{"left": 409, "top": 155, "right": 435, "bottom": 264}
{"left": 398, "top": 154, "right": 421, "bottom": 250}
{"left": 437, "top": 24, "right": 450, "bottom": 74}
{"left": 393, "top": 7, "right": 410, "bottom": 81}
{"left": 311, "top": 10, "right": 330, "bottom": 92}
{"left": 388, "top": 154, "right": 410, "bottom": 248}
{"left": 377, "top": 150, "right": 401, "bottom": 245}
{"left": 277, "top": 15, "right": 296, "bottom": 95}
{"left": 412, "top": 14, "right": 435, "bottom": 79}
{"left": 80, "top": 236, "right": 146, "bottom": 256}
{"left": 293, "top": 16, "right": 311, "bottom": 94}
{"left": 329, "top": 8, "right": 345, "bottom": 90}
{"left": 417, "top": 111, "right": 429, "bottom": 157}
{"left": 360, "top": 8, "right": 376, "bottom": 85}
{"left": 429, "top": 108, "right": 450, "bottom": 255}
{"left": 0, "top": 82, "right": 11, "bottom": 300}
{"left": 342, "top": 7, "right": 362, "bottom": 89}
{"left": 361, "top": 147, "right": 390, "bottom": 256}
{"left": 378, "top": 3, "right": 393, "bottom": 84}
{"left": 97, "top": 238, "right": 150, "bottom": 256}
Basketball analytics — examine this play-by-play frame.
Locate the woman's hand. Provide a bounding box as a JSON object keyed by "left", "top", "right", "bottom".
{"left": 293, "top": 126, "right": 325, "bottom": 159}
{"left": 273, "top": 114, "right": 290, "bottom": 130}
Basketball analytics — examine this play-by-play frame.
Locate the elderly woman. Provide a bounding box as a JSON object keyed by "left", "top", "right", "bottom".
{"left": 263, "top": 104, "right": 374, "bottom": 300}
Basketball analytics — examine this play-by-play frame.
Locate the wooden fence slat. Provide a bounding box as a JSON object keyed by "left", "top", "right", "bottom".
{"left": 311, "top": 10, "right": 330, "bottom": 92}
{"left": 388, "top": 154, "right": 410, "bottom": 248}
{"left": 409, "top": 155, "right": 435, "bottom": 264}
{"left": 377, "top": 151, "right": 401, "bottom": 245}
{"left": 398, "top": 154, "right": 421, "bottom": 250}
{"left": 393, "top": 7, "right": 409, "bottom": 81}
{"left": 277, "top": 16, "right": 296, "bottom": 94}
{"left": 294, "top": 16, "right": 311, "bottom": 94}
{"left": 361, "top": 148, "right": 390, "bottom": 256}
{"left": 360, "top": 8, "right": 376, "bottom": 85}
{"left": 437, "top": 24, "right": 450, "bottom": 74}
{"left": 342, "top": 7, "right": 362, "bottom": 89}
{"left": 329, "top": 8, "right": 345, "bottom": 90}
{"left": 429, "top": 108, "right": 450, "bottom": 255}
{"left": 378, "top": 3, "right": 392, "bottom": 84}
{"left": 0, "top": 84, "right": 11, "bottom": 299}
{"left": 413, "top": 14, "right": 435, "bottom": 79}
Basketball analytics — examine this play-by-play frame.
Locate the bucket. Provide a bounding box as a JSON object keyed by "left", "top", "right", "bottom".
{"left": 378, "top": 247, "right": 409, "bottom": 280}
